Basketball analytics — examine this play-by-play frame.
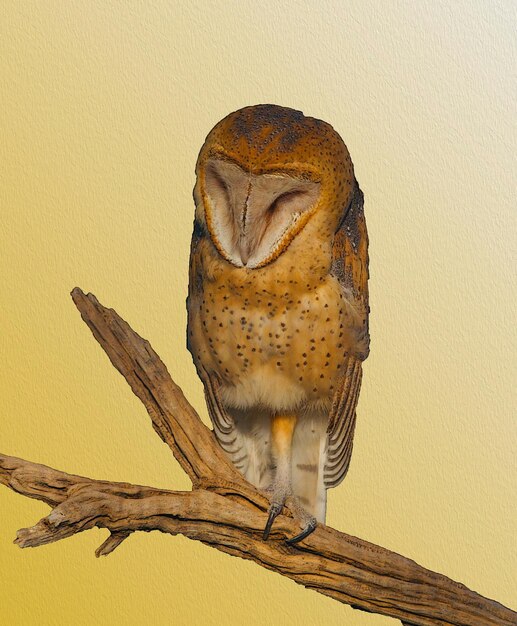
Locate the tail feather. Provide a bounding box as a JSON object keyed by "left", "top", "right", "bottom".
{"left": 228, "top": 407, "right": 273, "bottom": 490}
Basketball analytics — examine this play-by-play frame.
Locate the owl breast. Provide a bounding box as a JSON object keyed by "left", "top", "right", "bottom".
{"left": 188, "top": 264, "right": 362, "bottom": 414}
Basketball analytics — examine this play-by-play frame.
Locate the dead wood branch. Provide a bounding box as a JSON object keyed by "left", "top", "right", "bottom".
{"left": 0, "top": 289, "right": 515, "bottom": 626}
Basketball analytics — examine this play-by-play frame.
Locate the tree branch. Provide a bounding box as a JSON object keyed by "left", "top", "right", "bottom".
{"left": 1, "top": 289, "right": 515, "bottom": 626}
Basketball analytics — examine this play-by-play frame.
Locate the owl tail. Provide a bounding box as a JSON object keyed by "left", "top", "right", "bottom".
{"left": 291, "top": 415, "right": 328, "bottom": 523}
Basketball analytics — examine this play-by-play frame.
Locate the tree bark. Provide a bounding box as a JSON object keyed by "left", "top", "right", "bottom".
{"left": 0, "top": 288, "right": 515, "bottom": 626}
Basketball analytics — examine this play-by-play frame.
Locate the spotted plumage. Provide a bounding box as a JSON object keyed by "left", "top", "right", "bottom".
{"left": 187, "top": 104, "right": 369, "bottom": 539}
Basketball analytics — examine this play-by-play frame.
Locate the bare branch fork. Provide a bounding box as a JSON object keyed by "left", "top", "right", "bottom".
{"left": 1, "top": 290, "right": 514, "bottom": 626}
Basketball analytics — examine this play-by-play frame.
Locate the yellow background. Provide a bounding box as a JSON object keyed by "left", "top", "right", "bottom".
{"left": 1, "top": 2, "right": 515, "bottom": 624}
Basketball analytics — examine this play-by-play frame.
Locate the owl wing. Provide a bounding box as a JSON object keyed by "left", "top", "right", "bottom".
{"left": 197, "top": 365, "right": 243, "bottom": 464}
{"left": 324, "top": 183, "right": 369, "bottom": 489}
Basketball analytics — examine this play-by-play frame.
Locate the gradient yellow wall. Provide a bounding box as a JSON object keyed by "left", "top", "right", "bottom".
{"left": 1, "top": 2, "right": 515, "bottom": 624}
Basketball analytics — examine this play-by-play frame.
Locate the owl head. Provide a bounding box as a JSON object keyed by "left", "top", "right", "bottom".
{"left": 194, "top": 104, "right": 355, "bottom": 269}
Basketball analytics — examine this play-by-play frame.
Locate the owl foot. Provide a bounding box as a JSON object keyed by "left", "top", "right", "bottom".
{"left": 262, "top": 493, "right": 317, "bottom": 544}
{"left": 263, "top": 502, "right": 283, "bottom": 540}
{"left": 285, "top": 497, "right": 317, "bottom": 545}
{"left": 286, "top": 517, "right": 317, "bottom": 545}
{"left": 262, "top": 479, "right": 291, "bottom": 540}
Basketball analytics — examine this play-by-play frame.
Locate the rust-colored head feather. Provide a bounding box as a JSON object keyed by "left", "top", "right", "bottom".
{"left": 195, "top": 105, "right": 356, "bottom": 268}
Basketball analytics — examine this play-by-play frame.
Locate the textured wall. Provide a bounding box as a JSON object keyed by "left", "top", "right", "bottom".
{"left": 0, "top": 2, "right": 515, "bottom": 624}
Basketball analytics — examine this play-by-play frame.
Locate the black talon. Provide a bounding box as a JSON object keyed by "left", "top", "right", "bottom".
{"left": 263, "top": 503, "right": 282, "bottom": 540}
{"left": 286, "top": 519, "right": 317, "bottom": 545}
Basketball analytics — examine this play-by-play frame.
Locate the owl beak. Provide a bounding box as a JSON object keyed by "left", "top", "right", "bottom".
{"left": 237, "top": 188, "right": 252, "bottom": 266}
{"left": 238, "top": 234, "right": 250, "bottom": 266}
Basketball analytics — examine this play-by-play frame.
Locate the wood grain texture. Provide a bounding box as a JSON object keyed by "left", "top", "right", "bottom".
{"left": 0, "top": 289, "right": 515, "bottom": 626}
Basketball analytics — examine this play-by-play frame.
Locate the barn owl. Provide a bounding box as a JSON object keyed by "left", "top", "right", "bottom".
{"left": 187, "top": 104, "right": 369, "bottom": 543}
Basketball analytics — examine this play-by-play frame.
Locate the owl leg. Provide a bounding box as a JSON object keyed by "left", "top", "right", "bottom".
{"left": 262, "top": 414, "right": 317, "bottom": 544}
{"left": 263, "top": 414, "right": 295, "bottom": 540}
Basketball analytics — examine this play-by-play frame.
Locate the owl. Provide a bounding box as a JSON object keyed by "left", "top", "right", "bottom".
{"left": 187, "top": 104, "right": 369, "bottom": 543}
